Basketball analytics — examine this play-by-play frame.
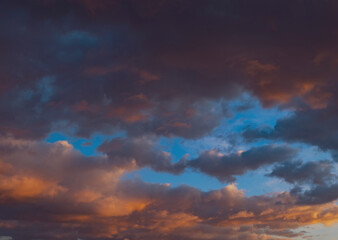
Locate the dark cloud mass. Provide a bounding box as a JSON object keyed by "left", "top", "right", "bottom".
{"left": 188, "top": 145, "right": 296, "bottom": 182}
{"left": 244, "top": 105, "right": 338, "bottom": 154}
{"left": 1, "top": 0, "right": 338, "bottom": 140}
{"left": 97, "top": 137, "right": 186, "bottom": 173}
{"left": 0, "top": 0, "right": 338, "bottom": 239}
{"left": 291, "top": 184, "right": 338, "bottom": 205}
{"left": 270, "top": 159, "right": 338, "bottom": 205}
{"left": 269, "top": 160, "right": 336, "bottom": 185}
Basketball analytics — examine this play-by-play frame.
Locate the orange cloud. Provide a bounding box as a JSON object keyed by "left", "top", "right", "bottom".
{"left": 0, "top": 175, "right": 66, "bottom": 200}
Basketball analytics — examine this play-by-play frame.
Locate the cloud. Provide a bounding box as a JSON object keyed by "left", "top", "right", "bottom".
{"left": 0, "top": 136, "right": 335, "bottom": 239}
{"left": 269, "top": 159, "right": 338, "bottom": 205}
{"left": 291, "top": 184, "right": 338, "bottom": 205}
{"left": 97, "top": 136, "right": 185, "bottom": 173}
{"left": 187, "top": 145, "right": 296, "bottom": 182}
{"left": 244, "top": 105, "right": 338, "bottom": 153}
{"left": 1, "top": 1, "right": 338, "bottom": 239}
{"left": 1, "top": 0, "right": 338, "bottom": 140}
{"left": 97, "top": 140, "right": 298, "bottom": 182}
{"left": 269, "top": 160, "right": 336, "bottom": 185}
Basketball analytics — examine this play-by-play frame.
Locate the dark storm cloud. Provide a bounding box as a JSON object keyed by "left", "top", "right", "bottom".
{"left": 269, "top": 160, "right": 336, "bottom": 185}
{"left": 1, "top": 0, "right": 338, "bottom": 139}
{"left": 187, "top": 145, "right": 296, "bottom": 182}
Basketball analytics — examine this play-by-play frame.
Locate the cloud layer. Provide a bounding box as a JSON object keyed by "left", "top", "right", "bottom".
{"left": 0, "top": 137, "right": 337, "bottom": 240}
{"left": 1, "top": 0, "right": 338, "bottom": 239}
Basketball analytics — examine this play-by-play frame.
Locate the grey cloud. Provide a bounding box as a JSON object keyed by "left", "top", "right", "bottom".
{"left": 97, "top": 137, "right": 186, "bottom": 173}
{"left": 243, "top": 104, "right": 338, "bottom": 156}
{"left": 187, "top": 145, "right": 296, "bottom": 182}
{"left": 269, "top": 160, "right": 336, "bottom": 185}
{"left": 291, "top": 184, "right": 338, "bottom": 205}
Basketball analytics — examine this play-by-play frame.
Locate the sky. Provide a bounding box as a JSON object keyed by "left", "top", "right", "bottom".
{"left": 0, "top": 0, "right": 337, "bottom": 239}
